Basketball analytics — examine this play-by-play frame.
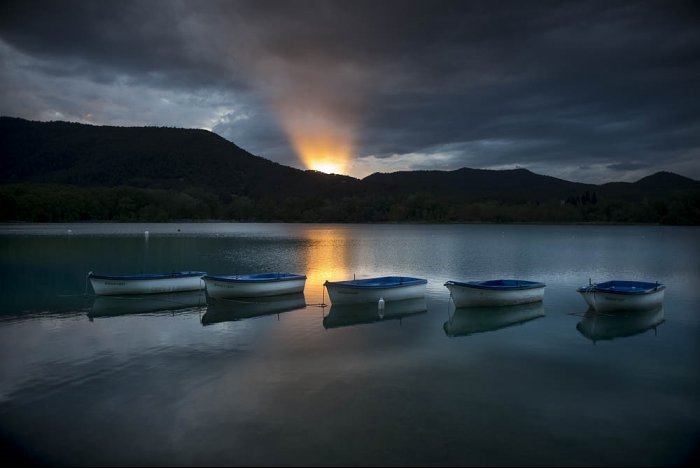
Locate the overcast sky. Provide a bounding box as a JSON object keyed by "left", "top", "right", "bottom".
{"left": 1, "top": 0, "right": 698, "bottom": 182}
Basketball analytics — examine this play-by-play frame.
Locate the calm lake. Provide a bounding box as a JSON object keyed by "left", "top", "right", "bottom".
{"left": 1, "top": 223, "right": 698, "bottom": 466}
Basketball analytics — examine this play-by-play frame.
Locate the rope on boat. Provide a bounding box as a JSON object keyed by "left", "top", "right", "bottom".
{"left": 585, "top": 278, "right": 598, "bottom": 311}
{"left": 447, "top": 291, "right": 455, "bottom": 320}
{"left": 308, "top": 282, "right": 328, "bottom": 308}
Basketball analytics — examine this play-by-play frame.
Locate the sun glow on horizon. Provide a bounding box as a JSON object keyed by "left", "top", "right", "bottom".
{"left": 268, "top": 95, "right": 357, "bottom": 176}
{"left": 310, "top": 160, "right": 344, "bottom": 175}
{"left": 284, "top": 122, "right": 354, "bottom": 176}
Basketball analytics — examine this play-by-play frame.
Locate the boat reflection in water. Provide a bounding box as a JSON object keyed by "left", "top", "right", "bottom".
{"left": 443, "top": 302, "right": 545, "bottom": 337}
{"left": 322, "top": 297, "right": 427, "bottom": 329}
{"left": 88, "top": 290, "right": 206, "bottom": 320}
{"left": 201, "top": 293, "right": 306, "bottom": 326}
{"left": 576, "top": 306, "right": 665, "bottom": 343}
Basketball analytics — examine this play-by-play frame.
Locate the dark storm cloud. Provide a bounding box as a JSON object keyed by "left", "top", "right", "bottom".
{"left": 606, "top": 162, "right": 653, "bottom": 171}
{"left": 0, "top": 0, "right": 253, "bottom": 90}
{"left": 0, "top": 0, "right": 698, "bottom": 181}
{"left": 353, "top": 1, "right": 700, "bottom": 178}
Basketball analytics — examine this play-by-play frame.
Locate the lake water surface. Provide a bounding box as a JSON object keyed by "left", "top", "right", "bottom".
{"left": 1, "top": 223, "right": 698, "bottom": 466}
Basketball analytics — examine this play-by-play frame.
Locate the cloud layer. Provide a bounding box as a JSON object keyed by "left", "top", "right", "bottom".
{"left": 1, "top": 0, "right": 698, "bottom": 182}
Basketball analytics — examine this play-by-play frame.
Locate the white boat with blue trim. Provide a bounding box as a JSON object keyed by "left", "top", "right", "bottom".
{"left": 577, "top": 280, "right": 665, "bottom": 312}
{"left": 444, "top": 279, "right": 546, "bottom": 307}
{"left": 323, "top": 276, "right": 427, "bottom": 305}
{"left": 88, "top": 271, "right": 206, "bottom": 296}
{"left": 203, "top": 273, "right": 307, "bottom": 298}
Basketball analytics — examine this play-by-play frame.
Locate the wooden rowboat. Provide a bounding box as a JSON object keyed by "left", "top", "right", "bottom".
{"left": 444, "top": 279, "right": 546, "bottom": 307}
{"left": 576, "top": 280, "right": 665, "bottom": 312}
{"left": 203, "top": 273, "right": 306, "bottom": 299}
{"left": 88, "top": 271, "right": 206, "bottom": 296}
{"left": 323, "top": 276, "right": 427, "bottom": 305}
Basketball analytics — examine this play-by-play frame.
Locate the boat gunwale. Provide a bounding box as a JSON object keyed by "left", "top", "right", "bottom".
{"left": 203, "top": 273, "right": 307, "bottom": 283}
{"left": 89, "top": 271, "right": 207, "bottom": 281}
{"left": 576, "top": 280, "right": 665, "bottom": 295}
{"left": 324, "top": 276, "right": 427, "bottom": 289}
{"left": 445, "top": 279, "right": 546, "bottom": 291}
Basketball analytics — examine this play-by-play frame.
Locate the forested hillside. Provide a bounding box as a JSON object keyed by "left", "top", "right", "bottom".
{"left": 1, "top": 117, "right": 698, "bottom": 224}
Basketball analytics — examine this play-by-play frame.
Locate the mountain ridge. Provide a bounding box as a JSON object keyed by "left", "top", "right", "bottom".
{"left": 0, "top": 116, "right": 361, "bottom": 200}
{"left": 1, "top": 116, "right": 698, "bottom": 224}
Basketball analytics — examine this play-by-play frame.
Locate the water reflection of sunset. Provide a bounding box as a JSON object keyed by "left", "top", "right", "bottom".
{"left": 300, "top": 226, "right": 353, "bottom": 304}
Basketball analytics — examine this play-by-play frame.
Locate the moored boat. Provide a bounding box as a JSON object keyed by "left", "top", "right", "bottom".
{"left": 576, "top": 280, "right": 665, "bottom": 312}
{"left": 88, "top": 271, "right": 206, "bottom": 296}
{"left": 323, "top": 276, "right": 427, "bottom": 305}
{"left": 444, "top": 279, "right": 546, "bottom": 307}
{"left": 203, "top": 272, "right": 306, "bottom": 298}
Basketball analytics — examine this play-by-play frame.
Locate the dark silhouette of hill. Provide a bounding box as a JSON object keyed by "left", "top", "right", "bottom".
{"left": 0, "top": 116, "right": 359, "bottom": 200}
{"left": 1, "top": 116, "right": 698, "bottom": 224}
{"left": 362, "top": 167, "right": 595, "bottom": 203}
{"left": 598, "top": 171, "right": 699, "bottom": 200}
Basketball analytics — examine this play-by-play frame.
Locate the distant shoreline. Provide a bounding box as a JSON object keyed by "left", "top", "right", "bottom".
{"left": 2, "top": 118, "right": 699, "bottom": 226}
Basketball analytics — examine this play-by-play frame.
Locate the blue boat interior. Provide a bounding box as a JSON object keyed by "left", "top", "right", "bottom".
{"left": 446, "top": 279, "right": 545, "bottom": 290}
{"left": 204, "top": 273, "right": 306, "bottom": 282}
{"left": 579, "top": 280, "right": 665, "bottom": 294}
{"left": 327, "top": 276, "right": 427, "bottom": 288}
{"left": 90, "top": 271, "right": 206, "bottom": 280}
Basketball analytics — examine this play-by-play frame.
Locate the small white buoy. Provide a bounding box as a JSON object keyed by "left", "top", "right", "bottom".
{"left": 378, "top": 297, "right": 385, "bottom": 310}
{"left": 144, "top": 230, "right": 149, "bottom": 238}
{"left": 67, "top": 229, "right": 72, "bottom": 235}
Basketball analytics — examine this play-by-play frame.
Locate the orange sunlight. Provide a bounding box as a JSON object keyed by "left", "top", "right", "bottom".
{"left": 310, "top": 161, "right": 344, "bottom": 175}
{"left": 286, "top": 126, "right": 353, "bottom": 175}
{"left": 240, "top": 47, "right": 366, "bottom": 178}
{"left": 300, "top": 226, "right": 352, "bottom": 304}
{"left": 272, "top": 98, "right": 356, "bottom": 176}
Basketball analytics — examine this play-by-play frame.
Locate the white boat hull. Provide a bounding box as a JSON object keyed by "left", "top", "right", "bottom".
{"left": 578, "top": 288, "right": 665, "bottom": 312}
{"left": 325, "top": 282, "right": 426, "bottom": 305}
{"left": 90, "top": 276, "right": 205, "bottom": 296}
{"left": 446, "top": 283, "right": 545, "bottom": 307}
{"left": 204, "top": 277, "right": 306, "bottom": 298}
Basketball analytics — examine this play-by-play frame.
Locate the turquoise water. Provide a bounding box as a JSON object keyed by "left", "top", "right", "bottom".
{"left": 0, "top": 223, "right": 698, "bottom": 466}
